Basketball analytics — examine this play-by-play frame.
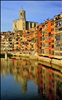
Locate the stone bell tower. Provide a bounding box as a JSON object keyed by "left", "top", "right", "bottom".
{"left": 19, "top": 8, "right": 26, "bottom": 20}
{"left": 19, "top": 8, "right": 26, "bottom": 30}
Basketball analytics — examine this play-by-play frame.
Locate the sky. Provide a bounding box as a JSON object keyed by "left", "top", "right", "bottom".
{"left": 1, "top": 1, "right": 62, "bottom": 32}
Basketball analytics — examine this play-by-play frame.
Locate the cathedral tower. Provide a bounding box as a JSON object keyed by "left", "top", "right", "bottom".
{"left": 12, "top": 8, "right": 38, "bottom": 32}
{"left": 12, "top": 8, "right": 26, "bottom": 32}
{"left": 19, "top": 8, "right": 26, "bottom": 20}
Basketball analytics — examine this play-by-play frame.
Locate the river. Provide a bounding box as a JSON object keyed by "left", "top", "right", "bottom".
{"left": 1, "top": 57, "right": 62, "bottom": 100}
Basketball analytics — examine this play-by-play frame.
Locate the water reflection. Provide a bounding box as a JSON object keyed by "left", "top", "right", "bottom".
{"left": 38, "top": 64, "right": 62, "bottom": 100}
{"left": 1, "top": 58, "right": 62, "bottom": 100}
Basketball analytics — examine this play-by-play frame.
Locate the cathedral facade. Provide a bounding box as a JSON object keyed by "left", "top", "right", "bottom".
{"left": 12, "top": 8, "right": 38, "bottom": 32}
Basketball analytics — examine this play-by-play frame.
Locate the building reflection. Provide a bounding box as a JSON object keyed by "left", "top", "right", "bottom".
{"left": 1, "top": 58, "right": 38, "bottom": 93}
{"left": 38, "top": 63, "right": 62, "bottom": 100}
{"left": 1, "top": 58, "right": 62, "bottom": 99}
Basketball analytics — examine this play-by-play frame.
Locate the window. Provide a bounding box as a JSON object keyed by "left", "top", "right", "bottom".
{"left": 10, "top": 42, "right": 12, "bottom": 44}
{"left": 55, "top": 21, "right": 61, "bottom": 27}
{"left": 40, "top": 37, "right": 42, "bottom": 40}
{"left": 40, "top": 43, "right": 42, "bottom": 47}
{"left": 49, "top": 50, "right": 51, "bottom": 54}
{"left": 56, "top": 44, "right": 60, "bottom": 47}
{"left": 42, "top": 32, "right": 44, "bottom": 36}
{"left": 49, "top": 32, "right": 51, "bottom": 36}
{"left": 41, "top": 49, "right": 44, "bottom": 53}
{"left": 30, "top": 23, "right": 32, "bottom": 28}
{"left": 51, "top": 28, "right": 54, "bottom": 31}
{"left": 55, "top": 53, "right": 60, "bottom": 56}
{"left": 16, "top": 42, "right": 18, "bottom": 44}
{"left": 59, "top": 28, "right": 62, "bottom": 31}
{"left": 55, "top": 28, "right": 58, "bottom": 32}
{"left": 40, "top": 37, "right": 45, "bottom": 40}
{"left": 34, "top": 23, "right": 36, "bottom": 27}
{"left": 46, "top": 50, "right": 49, "bottom": 54}
{"left": 57, "top": 21, "right": 61, "bottom": 26}
{"left": 60, "top": 53, "right": 62, "bottom": 56}
{"left": 55, "top": 35, "right": 60, "bottom": 40}
{"left": 20, "top": 13, "right": 22, "bottom": 16}
{"left": 52, "top": 51, "right": 54, "bottom": 55}
{"left": 60, "top": 48, "right": 62, "bottom": 51}
{"left": 52, "top": 45, "right": 54, "bottom": 48}
{"left": 26, "top": 22, "right": 29, "bottom": 30}
{"left": 16, "top": 38, "right": 18, "bottom": 41}
{"left": 55, "top": 46, "right": 60, "bottom": 50}
{"left": 41, "top": 43, "right": 45, "bottom": 47}
{"left": 52, "top": 40, "right": 54, "bottom": 42}
{"left": 39, "top": 28, "right": 42, "bottom": 33}
{"left": 45, "top": 43, "right": 48, "bottom": 46}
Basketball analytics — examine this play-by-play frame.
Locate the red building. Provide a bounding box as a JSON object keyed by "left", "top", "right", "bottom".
{"left": 37, "top": 19, "right": 54, "bottom": 58}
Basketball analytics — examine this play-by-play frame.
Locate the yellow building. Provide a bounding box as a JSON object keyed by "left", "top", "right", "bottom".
{"left": 54, "top": 12, "right": 62, "bottom": 58}
{"left": 12, "top": 8, "right": 38, "bottom": 32}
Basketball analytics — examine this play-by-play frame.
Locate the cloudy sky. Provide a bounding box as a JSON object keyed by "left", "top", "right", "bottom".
{"left": 1, "top": 1, "right": 62, "bottom": 32}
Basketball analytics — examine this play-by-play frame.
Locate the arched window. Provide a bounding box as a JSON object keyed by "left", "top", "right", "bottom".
{"left": 20, "top": 13, "right": 22, "bottom": 16}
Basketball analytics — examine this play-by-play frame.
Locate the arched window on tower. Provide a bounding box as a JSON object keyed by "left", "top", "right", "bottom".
{"left": 20, "top": 13, "right": 22, "bottom": 16}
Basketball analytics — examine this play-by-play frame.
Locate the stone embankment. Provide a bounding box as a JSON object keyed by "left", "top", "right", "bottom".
{"left": 1, "top": 52, "right": 62, "bottom": 73}
{"left": 11, "top": 53, "right": 62, "bottom": 73}
{"left": 37, "top": 56, "right": 62, "bottom": 73}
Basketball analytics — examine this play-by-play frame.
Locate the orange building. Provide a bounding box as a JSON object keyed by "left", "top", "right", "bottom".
{"left": 37, "top": 19, "right": 54, "bottom": 58}
{"left": 20, "top": 30, "right": 37, "bottom": 54}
